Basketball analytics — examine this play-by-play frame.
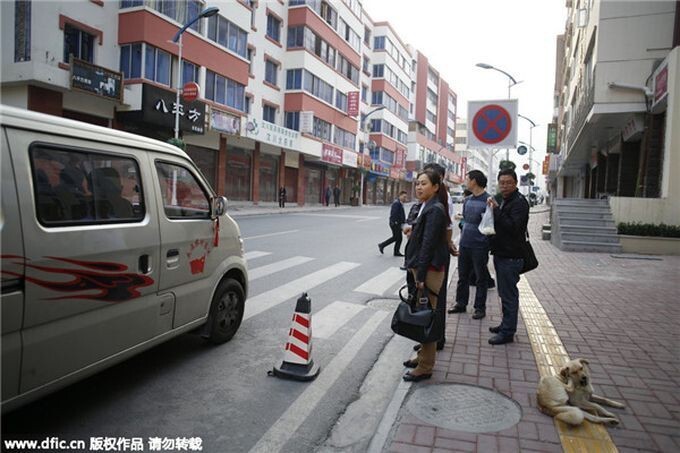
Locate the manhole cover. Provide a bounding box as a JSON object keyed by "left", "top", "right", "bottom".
{"left": 405, "top": 384, "right": 522, "bottom": 433}
{"left": 366, "top": 298, "right": 399, "bottom": 312}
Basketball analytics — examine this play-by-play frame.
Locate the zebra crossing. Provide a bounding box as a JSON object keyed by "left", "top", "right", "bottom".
{"left": 243, "top": 250, "right": 409, "bottom": 322}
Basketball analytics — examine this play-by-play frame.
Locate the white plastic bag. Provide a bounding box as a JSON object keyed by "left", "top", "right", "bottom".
{"left": 478, "top": 205, "right": 496, "bottom": 236}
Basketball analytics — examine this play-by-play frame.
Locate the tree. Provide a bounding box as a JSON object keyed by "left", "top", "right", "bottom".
{"left": 499, "top": 160, "right": 516, "bottom": 171}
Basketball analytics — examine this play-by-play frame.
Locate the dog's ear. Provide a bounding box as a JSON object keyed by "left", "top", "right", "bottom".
{"left": 579, "top": 358, "right": 589, "bottom": 366}
{"left": 559, "top": 366, "right": 570, "bottom": 379}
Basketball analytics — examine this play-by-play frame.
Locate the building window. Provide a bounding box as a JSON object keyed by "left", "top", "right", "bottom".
{"left": 205, "top": 69, "right": 246, "bottom": 111}
{"left": 287, "top": 26, "right": 304, "bottom": 48}
{"left": 319, "top": 1, "right": 337, "bottom": 28}
{"left": 312, "top": 116, "right": 332, "bottom": 142}
{"left": 125, "top": 0, "right": 203, "bottom": 33}
{"left": 363, "top": 26, "right": 371, "bottom": 47}
{"left": 285, "top": 111, "right": 300, "bottom": 131}
{"left": 362, "top": 55, "right": 370, "bottom": 74}
{"left": 286, "top": 69, "right": 302, "bottom": 89}
{"left": 303, "top": 70, "right": 333, "bottom": 105}
{"left": 263, "top": 104, "right": 276, "bottom": 123}
{"left": 14, "top": 0, "right": 31, "bottom": 62}
{"left": 335, "top": 91, "right": 347, "bottom": 112}
{"left": 63, "top": 23, "right": 94, "bottom": 63}
{"left": 373, "top": 36, "right": 385, "bottom": 50}
{"left": 426, "top": 110, "right": 437, "bottom": 124}
{"left": 182, "top": 60, "right": 199, "bottom": 85}
{"left": 207, "top": 14, "right": 248, "bottom": 58}
{"left": 247, "top": 47, "right": 254, "bottom": 74}
{"left": 144, "top": 45, "right": 171, "bottom": 86}
{"left": 120, "top": 43, "right": 142, "bottom": 79}
{"left": 372, "top": 64, "right": 384, "bottom": 78}
{"left": 264, "top": 59, "right": 278, "bottom": 86}
{"left": 266, "top": 14, "right": 281, "bottom": 42}
{"left": 361, "top": 84, "right": 368, "bottom": 103}
{"left": 333, "top": 127, "right": 355, "bottom": 150}
{"left": 245, "top": 95, "right": 252, "bottom": 114}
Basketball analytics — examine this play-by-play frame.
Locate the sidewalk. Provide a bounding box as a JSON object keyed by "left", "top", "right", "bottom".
{"left": 226, "top": 201, "right": 360, "bottom": 217}
{"left": 380, "top": 210, "right": 680, "bottom": 453}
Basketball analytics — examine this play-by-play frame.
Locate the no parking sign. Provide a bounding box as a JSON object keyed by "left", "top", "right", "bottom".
{"left": 467, "top": 99, "right": 518, "bottom": 149}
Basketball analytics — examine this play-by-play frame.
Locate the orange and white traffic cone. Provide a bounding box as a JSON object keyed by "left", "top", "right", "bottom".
{"left": 270, "top": 292, "right": 320, "bottom": 381}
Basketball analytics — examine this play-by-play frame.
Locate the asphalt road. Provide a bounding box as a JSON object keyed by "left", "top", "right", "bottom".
{"left": 2, "top": 205, "right": 422, "bottom": 453}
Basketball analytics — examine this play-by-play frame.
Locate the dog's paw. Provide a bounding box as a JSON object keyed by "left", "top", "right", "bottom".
{"left": 604, "top": 417, "right": 620, "bottom": 427}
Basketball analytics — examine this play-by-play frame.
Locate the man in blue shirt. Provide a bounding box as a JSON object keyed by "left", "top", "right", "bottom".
{"left": 449, "top": 170, "right": 491, "bottom": 320}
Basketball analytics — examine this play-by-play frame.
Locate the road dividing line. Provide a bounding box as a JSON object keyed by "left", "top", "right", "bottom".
{"left": 313, "top": 301, "right": 366, "bottom": 339}
{"left": 249, "top": 256, "right": 314, "bottom": 281}
{"left": 354, "top": 267, "right": 405, "bottom": 295}
{"left": 518, "top": 276, "right": 618, "bottom": 453}
{"left": 249, "top": 310, "right": 389, "bottom": 453}
{"left": 244, "top": 251, "right": 272, "bottom": 260}
{"left": 243, "top": 261, "right": 360, "bottom": 320}
{"left": 243, "top": 230, "right": 299, "bottom": 240}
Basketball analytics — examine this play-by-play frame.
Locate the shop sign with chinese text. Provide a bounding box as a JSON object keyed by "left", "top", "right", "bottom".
{"left": 245, "top": 116, "right": 300, "bottom": 151}
{"left": 142, "top": 84, "right": 205, "bottom": 134}
{"left": 70, "top": 58, "right": 123, "bottom": 103}
{"left": 321, "top": 144, "right": 343, "bottom": 165}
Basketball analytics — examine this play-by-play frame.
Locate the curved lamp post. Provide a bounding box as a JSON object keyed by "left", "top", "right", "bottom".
{"left": 518, "top": 114, "right": 538, "bottom": 178}
{"left": 360, "top": 105, "right": 386, "bottom": 206}
{"left": 172, "top": 6, "right": 220, "bottom": 140}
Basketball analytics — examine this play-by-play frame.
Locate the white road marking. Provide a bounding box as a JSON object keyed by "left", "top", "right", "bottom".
{"left": 243, "top": 230, "right": 299, "bottom": 240}
{"left": 243, "top": 261, "right": 360, "bottom": 320}
{"left": 244, "top": 251, "right": 272, "bottom": 260}
{"left": 354, "top": 267, "right": 405, "bottom": 295}
{"left": 249, "top": 256, "right": 314, "bottom": 281}
{"left": 312, "top": 301, "right": 366, "bottom": 339}
{"left": 249, "top": 310, "right": 389, "bottom": 453}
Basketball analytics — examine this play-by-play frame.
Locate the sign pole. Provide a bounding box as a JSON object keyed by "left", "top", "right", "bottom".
{"left": 174, "top": 34, "right": 183, "bottom": 140}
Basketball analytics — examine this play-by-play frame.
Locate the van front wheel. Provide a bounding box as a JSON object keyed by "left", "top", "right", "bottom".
{"left": 205, "top": 279, "right": 244, "bottom": 344}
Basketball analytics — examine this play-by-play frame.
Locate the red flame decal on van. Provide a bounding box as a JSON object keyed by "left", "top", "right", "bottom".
{"left": 1, "top": 255, "right": 154, "bottom": 302}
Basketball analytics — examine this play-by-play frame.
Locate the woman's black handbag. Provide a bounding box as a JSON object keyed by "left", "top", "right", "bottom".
{"left": 391, "top": 285, "right": 443, "bottom": 343}
{"left": 520, "top": 232, "right": 539, "bottom": 274}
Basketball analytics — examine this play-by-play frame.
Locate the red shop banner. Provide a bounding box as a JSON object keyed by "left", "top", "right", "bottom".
{"left": 394, "top": 148, "right": 405, "bottom": 168}
{"left": 322, "top": 144, "right": 343, "bottom": 165}
{"left": 347, "top": 91, "right": 360, "bottom": 117}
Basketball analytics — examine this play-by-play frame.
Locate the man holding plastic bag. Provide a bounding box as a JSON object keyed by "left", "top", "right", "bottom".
{"left": 486, "top": 169, "right": 529, "bottom": 345}
{"left": 449, "top": 170, "right": 492, "bottom": 320}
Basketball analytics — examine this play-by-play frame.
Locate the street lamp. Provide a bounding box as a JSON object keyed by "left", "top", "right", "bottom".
{"left": 518, "top": 114, "right": 538, "bottom": 179}
{"left": 475, "top": 63, "right": 522, "bottom": 98}
{"left": 359, "top": 105, "right": 386, "bottom": 206}
{"left": 476, "top": 62, "right": 522, "bottom": 162}
{"left": 172, "top": 6, "right": 220, "bottom": 140}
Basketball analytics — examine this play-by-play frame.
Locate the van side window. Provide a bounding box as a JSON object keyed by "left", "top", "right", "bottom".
{"left": 155, "top": 161, "right": 210, "bottom": 219}
{"left": 30, "top": 146, "right": 145, "bottom": 225}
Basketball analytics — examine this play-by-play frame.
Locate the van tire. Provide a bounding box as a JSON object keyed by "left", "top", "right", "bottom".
{"left": 205, "top": 279, "right": 244, "bottom": 344}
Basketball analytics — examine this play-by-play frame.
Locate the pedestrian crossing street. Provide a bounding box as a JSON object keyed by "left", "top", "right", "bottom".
{"left": 243, "top": 250, "right": 456, "bottom": 327}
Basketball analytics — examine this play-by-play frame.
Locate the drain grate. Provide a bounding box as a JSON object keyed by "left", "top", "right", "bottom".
{"left": 405, "top": 384, "right": 522, "bottom": 433}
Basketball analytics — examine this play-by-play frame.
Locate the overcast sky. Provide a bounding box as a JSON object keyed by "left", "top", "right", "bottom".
{"left": 363, "top": 0, "right": 567, "bottom": 185}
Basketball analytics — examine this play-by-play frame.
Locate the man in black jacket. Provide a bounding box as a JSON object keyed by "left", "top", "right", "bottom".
{"left": 379, "top": 191, "right": 407, "bottom": 256}
{"left": 486, "top": 169, "right": 529, "bottom": 345}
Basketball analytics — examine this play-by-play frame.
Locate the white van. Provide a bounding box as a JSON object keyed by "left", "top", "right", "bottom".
{"left": 1, "top": 106, "right": 248, "bottom": 412}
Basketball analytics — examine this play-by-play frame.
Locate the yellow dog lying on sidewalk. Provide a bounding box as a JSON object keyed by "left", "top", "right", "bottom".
{"left": 537, "top": 358, "right": 625, "bottom": 426}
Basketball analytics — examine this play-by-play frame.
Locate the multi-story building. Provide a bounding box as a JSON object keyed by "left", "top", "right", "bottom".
{"left": 1, "top": 0, "right": 460, "bottom": 206}
{"left": 407, "top": 50, "right": 464, "bottom": 192}
{"left": 454, "top": 118, "right": 494, "bottom": 182}
{"left": 550, "top": 0, "right": 679, "bottom": 225}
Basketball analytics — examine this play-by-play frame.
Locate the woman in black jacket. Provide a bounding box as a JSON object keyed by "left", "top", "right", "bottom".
{"left": 402, "top": 169, "right": 450, "bottom": 381}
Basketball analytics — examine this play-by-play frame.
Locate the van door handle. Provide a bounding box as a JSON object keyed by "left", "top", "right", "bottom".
{"left": 139, "top": 254, "right": 151, "bottom": 274}
{"left": 167, "top": 249, "right": 179, "bottom": 258}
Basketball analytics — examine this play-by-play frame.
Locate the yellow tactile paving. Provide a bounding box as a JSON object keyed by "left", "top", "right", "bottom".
{"left": 518, "top": 276, "right": 619, "bottom": 453}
